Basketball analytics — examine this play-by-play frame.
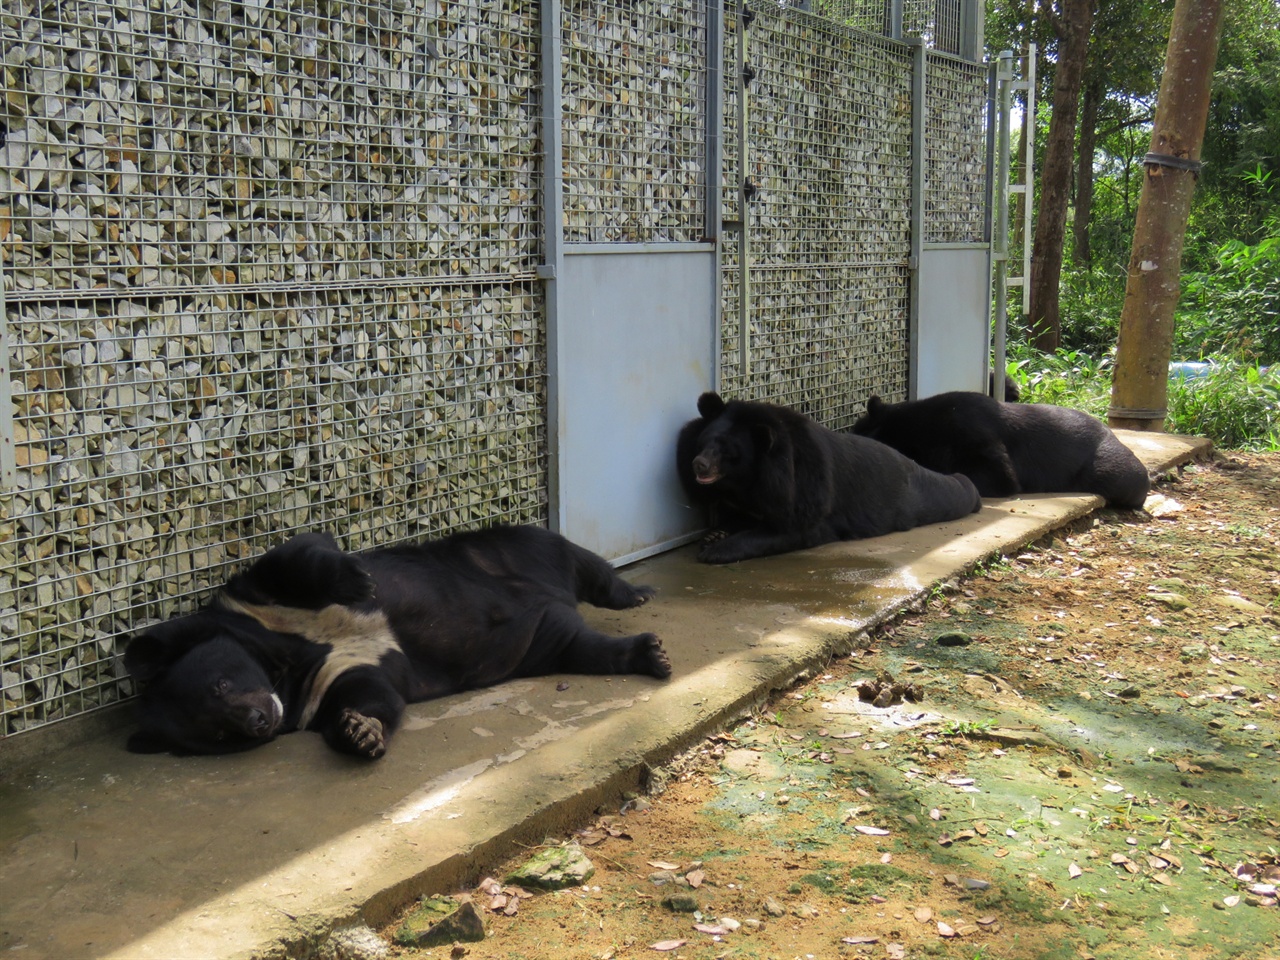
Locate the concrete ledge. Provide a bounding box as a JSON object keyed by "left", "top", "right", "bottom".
{"left": 0, "top": 432, "right": 1211, "bottom": 960}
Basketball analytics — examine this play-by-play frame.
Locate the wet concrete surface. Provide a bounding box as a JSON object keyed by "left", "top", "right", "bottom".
{"left": 0, "top": 430, "right": 1209, "bottom": 960}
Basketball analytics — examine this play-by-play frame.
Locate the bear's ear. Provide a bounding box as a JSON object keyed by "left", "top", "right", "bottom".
{"left": 866, "top": 396, "right": 884, "bottom": 416}
{"left": 696, "top": 391, "right": 726, "bottom": 419}
{"left": 751, "top": 420, "right": 778, "bottom": 452}
{"left": 122, "top": 615, "right": 220, "bottom": 683}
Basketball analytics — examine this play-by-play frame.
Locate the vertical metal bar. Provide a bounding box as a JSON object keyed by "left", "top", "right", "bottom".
{"left": 992, "top": 50, "right": 1014, "bottom": 401}
{"left": 736, "top": 1, "right": 751, "bottom": 380}
{"left": 983, "top": 57, "right": 999, "bottom": 394}
{"left": 0, "top": 285, "right": 14, "bottom": 488}
{"left": 1020, "top": 43, "right": 1037, "bottom": 317}
{"left": 540, "top": 0, "right": 566, "bottom": 532}
{"left": 961, "top": 0, "right": 983, "bottom": 62}
{"left": 885, "top": 0, "right": 904, "bottom": 40}
{"left": 707, "top": 0, "right": 725, "bottom": 390}
{"left": 907, "top": 38, "right": 925, "bottom": 401}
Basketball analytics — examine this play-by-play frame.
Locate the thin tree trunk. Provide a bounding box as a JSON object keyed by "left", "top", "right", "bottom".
{"left": 1027, "top": 0, "right": 1094, "bottom": 353}
{"left": 1108, "top": 0, "right": 1225, "bottom": 432}
{"left": 1073, "top": 75, "right": 1103, "bottom": 268}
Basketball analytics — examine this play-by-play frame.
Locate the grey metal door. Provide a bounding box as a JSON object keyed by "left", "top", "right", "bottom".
{"left": 543, "top": 1, "right": 722, "bottom": 563}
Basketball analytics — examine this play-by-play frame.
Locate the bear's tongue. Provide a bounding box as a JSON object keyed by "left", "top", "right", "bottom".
{"left": 695, "top": 472, "right": 718, "bottom": 485}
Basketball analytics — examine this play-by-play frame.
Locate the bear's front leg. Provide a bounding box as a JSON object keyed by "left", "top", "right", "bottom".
{"left": 313, "top": 667, "right": 406, "bottom": 759}
{"left": 336, "top": 708, "right": 387, "bottom": 759}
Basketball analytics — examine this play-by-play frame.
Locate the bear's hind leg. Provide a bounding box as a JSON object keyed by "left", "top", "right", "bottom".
{"left": 568, "top": 541, "right": 656, "bottom": 609}
{"left": 525, "top": 606, "right": 672, "bottom": 680}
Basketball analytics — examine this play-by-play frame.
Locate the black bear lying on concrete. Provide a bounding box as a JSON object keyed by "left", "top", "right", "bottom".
{"left": 123, "top": 525, "right": 671, "bottom": 759}
{"left": 851, "top": 391, "right": 1151, "bottom": 509}
{"left": 676, "top": 392, "right": 982, "bottom": 564}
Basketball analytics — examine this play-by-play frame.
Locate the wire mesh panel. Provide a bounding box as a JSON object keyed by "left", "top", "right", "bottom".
{"left": 0, "top": 0, "right": 547, "bottom": 737}
{"left": 561, "top": 0, "right": 708, "bottom": 242}
{"left": 722, "top": 5, "right": 914, "bottom": 427}
{"left": 810, "top": 0, "right": 970, "bottom": 56}
{"left": 925, "top": 53, "right": 988, "bottom": 245}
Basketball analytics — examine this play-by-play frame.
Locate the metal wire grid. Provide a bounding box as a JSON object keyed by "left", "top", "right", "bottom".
{"left": 907, "top": 0, "right": 963, "bottom": 55}
{"left": 807, "top": 0, "right": 967, "bottom": 55}
{"left": 924, "top": 54, "right": 988, "bottom": 245}
{"left": 1, "top": 0, "right": 548, "bottom": 736}
{"left": 0, "top": 0, "right": 543, "bottom": 291}
{"left": 720, "top": 5, "right": 913, "bottom": 423}
{"left": 560, "top": 0, "right": 708, "bottom": 243}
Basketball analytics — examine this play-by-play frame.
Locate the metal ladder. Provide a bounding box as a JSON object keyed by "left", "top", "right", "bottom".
{"left": 990, "top": 44, "right": 1036, "bottom": 396}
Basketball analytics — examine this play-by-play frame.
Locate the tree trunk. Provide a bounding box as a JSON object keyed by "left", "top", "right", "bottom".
{"left": 1108, "top": 0, "right": 1225, "bottom": 432}
{"left": 1027, "top": 0, "right": 1094, "bottom": 353}
{"left": 1073, "top": 75, "right": 1103, "bottom": 268}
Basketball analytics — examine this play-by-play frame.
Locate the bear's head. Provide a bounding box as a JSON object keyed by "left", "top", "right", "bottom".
{"left": 686, "top": 394, "right": 779, "bottom": 489}
{"left": 123, "top": 614, "right": 286, "bottom": 755}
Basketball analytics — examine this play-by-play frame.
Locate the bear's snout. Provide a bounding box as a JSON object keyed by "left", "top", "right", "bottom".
{"left": 692, "top": 454, "right": 720, "bottom": 485}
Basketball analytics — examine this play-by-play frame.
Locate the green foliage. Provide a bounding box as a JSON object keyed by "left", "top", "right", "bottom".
{"left": 1166, "top": 362, "right": 1280, "bottom": 451}
{"left": 1005, "top": 344, "right": 1113, "bottom": 418}
{"left": 1056, "top": 266, "right": 1125, "bottom": 355}
{"left": 1179, "top": 167, "right": 1280, "bottom": 362}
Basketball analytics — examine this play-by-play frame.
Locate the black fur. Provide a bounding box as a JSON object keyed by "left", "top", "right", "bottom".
{"left": 123, "top": 526, "right": 670, "bottom": 759}
{"left": 851, "top": 391, "right": 1151, "bottom": 508}
{"left": 676, "top": 392, "right": 982, "bottom": 564}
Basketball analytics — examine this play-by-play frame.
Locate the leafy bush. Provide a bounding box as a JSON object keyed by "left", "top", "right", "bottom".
{"left": 1178, "top": 231, "right": 1280, "bottom": 362}
{"left": 1166, "top": 362, "right": 1280, "bottom": 451}
{"left": 1175, "top": 167, "right": 1280, "bottom": 363}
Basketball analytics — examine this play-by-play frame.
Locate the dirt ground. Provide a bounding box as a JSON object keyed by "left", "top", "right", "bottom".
{"left": 384, "top": 451, "right": 1280, "bottom": 960}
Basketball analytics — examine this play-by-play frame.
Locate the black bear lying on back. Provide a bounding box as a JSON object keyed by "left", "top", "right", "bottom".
{"left": 852, "top": 391, "right": 1150, "bottom": 508}
{"left": 123, "top": 525, "right": 671, "bottom": 759}
{"left": 676, "top": 392, "right": 982, "bottom": 564}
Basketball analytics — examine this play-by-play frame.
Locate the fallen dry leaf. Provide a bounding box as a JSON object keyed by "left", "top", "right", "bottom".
{"left": 647, "top": 861, "right": 681, "bottom": 871}
{"left": 692, "top": 923, "right": 728, "bottom": 935}
{"left": 650, "top": 940, "right": 687, "bottom": 951}
{"left": 1069, "top": 863, "right": 1083, "bottom": 879}
{"left": 914, "top": 906, "right": 933, "bottom": 923}
{"left": 686, "top": 869, "right": 705, "bottom": 888}
{"left": 854, "top": 825, "right": 891, "bottom": 836}
{"left": 841, "top": 935, "right": 879, "bottom": 944}
{"left": 937, "top": 920, "right": 957, "bottom": 938}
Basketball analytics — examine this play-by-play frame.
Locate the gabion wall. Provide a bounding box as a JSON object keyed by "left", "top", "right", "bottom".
{"left": 924, "top": 53, "right": 988, "bottom": 245}
{"left": 720, "top": 4, "right": 914, "bottom": 428}
{"left": 0, "top": 0, "right": 547, "bottom": 736}
{"left": 1, "top": 0, "right": 987, "bottom": 740}
{"left": 561, "top": 0, "right": 707, "bottom": 242}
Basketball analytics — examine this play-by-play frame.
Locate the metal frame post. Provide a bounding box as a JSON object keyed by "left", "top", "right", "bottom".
{"left": 540, "top": 0, "right": 566, "bottom": 532}
{"left": 907, "top": 38, "right": 926, "bottom": 401}
{"left": 991, "top": 50, "right": 1013, "bottom": 400}
{"left": 707, "top": 0, "right": 725, "bottom": 389}
{"left": 735, "top": 0, "right": 753, "bottom": 380}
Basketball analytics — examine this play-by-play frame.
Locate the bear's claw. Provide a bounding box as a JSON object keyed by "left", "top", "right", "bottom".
{"left": 340, "top": 708, "right": 386, "bottom": 759}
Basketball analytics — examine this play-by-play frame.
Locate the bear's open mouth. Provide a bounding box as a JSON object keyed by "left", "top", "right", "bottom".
{"left": 695, "top": 472, "right": 719, "bottom": 485}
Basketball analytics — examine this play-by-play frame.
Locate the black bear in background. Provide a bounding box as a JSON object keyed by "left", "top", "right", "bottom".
{"left": 851, "top": 391, "right": 1151, "bottom": 508}
{"left": 991, "top": 370, "right": 1021, "bottom": 402}
{"left": 676, "top": 392, "right": 983, "bottom": 564}
{"left": 123, "top": 525, "right": 671, "bottom": 759}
